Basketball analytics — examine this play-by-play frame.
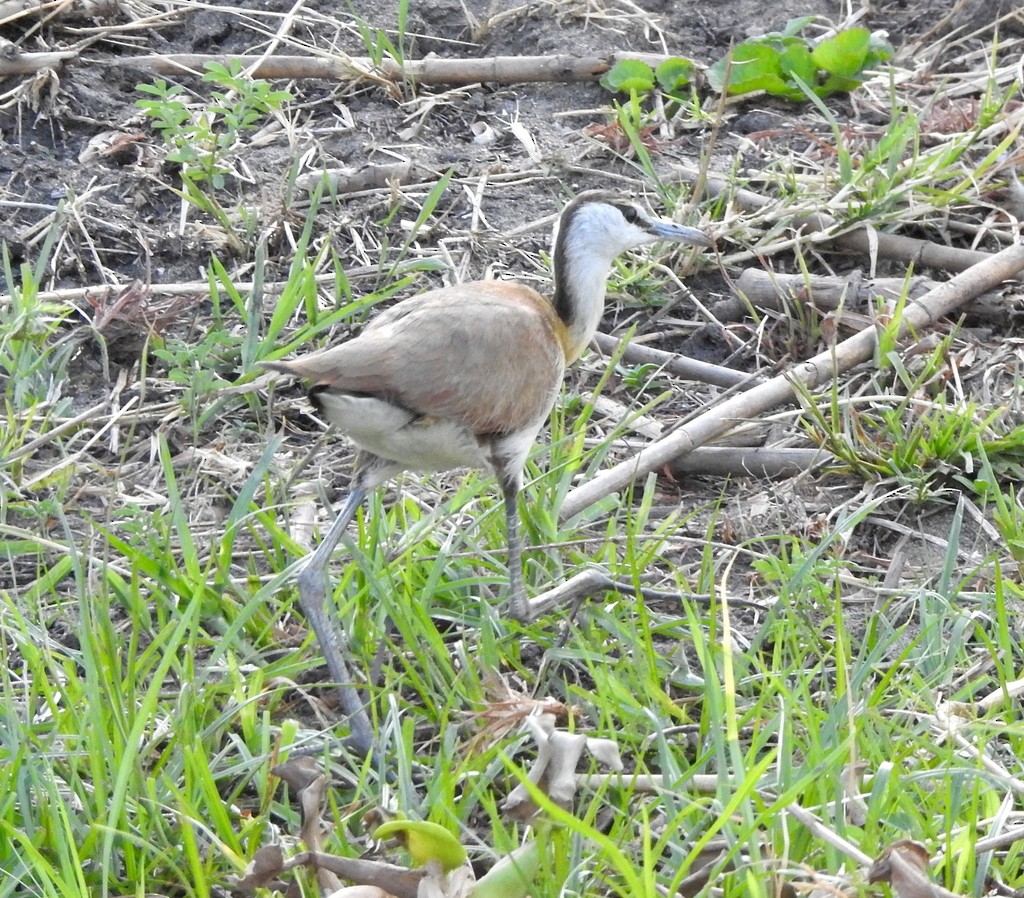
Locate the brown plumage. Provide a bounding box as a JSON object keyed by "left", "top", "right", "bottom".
{"left": 277, "top": 282, "right": 568, "bottom": 438}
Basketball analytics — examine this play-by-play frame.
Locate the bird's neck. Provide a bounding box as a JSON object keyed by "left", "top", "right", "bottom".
{"left": 551, "top": 241, "right": 615, "bottom": 364}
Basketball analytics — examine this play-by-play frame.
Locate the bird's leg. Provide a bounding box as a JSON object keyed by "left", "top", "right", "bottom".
{"left": 295, "top": 485, "right": 375, "bottom": 756}
{"left": 501, "top": 481, "right": 531, "bottom": 622}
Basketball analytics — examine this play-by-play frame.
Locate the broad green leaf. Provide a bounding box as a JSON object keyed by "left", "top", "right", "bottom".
{"left": 865, "top": 32, "right": 895, "bottom": 67}
{"left": 373, "top": 819, "right": 467, "bottom": 872}
{"left": 708, "top": 42, "right": 785, "bottom": 95}
{"left": 777, "top": 15, "right": 816, "bottom": 38}
{"left": 779, "top": 43, "right": 816, "bottom": 85}
{"left": 472, "top": 842, "right": 540, "bottom": 898}
{"left": 811, "top": 28, "right": 870, "bottom": 77}
{"left": 655, "top": 57, "right": 695, "bottom": 93}
{"left": 818, "top": 73, "right": 864, "bottom": 96}
{"left": 600, "top": 59, "right": 656, "bottom": 94}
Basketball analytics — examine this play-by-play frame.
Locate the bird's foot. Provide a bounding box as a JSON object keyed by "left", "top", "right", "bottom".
{"left": 516, "top": 569, "right": 620, "bottom": 620}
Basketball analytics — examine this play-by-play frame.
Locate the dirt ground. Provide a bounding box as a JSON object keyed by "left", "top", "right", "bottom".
{"left": 2, "top": 0, "right": 1023, "bottom": 630}
{"left": 1, "top": 0, "right": 1002, "bottom": 288}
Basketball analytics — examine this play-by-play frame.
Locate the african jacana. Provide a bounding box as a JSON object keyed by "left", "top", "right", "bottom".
{"left": 266, "top": 191, "right": 710, "bottom": 749}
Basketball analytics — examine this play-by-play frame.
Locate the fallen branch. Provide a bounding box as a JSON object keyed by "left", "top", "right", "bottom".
{"left": 284, "top": 852, "right": 424, "bottom": 898}
{"left": 295, "top": 161, "right": 421, "bottom": 194}
{"left": 591, "top": 331, "right": 758, "bottom": 388}
{"left": 590, "top": 395, "right": 828, "bottom": 477}
{"left": 558, "top": 241, "right": 1024, "bottom": 522}
{"left": 714, "top": 268, "right": 1009, "bottom": 323}
{"left": 0, "top": 49, "right": 78, "bottom": 76}
{"left": 576, "top": 772, "right": 722, "bottom": 793}
{"left": 667, "top": 446, "right": 832, "bottom": 479}
{"left": 0, "top": 257, "right": 445, "bottom": 308}
{"left": 672, "top": 165, "right": 992, "bottom": 273}
{"left": 0, "top": 0, "right": 116, "bottom": 24}
{"left": 116, "top": 51, "right": 672, "bottom": 86}
{"left": 786, "top": 803, "right": 874, "bottom": 867}
{"left": 0, "top": 0, "right": 38, "bottom": 25}
{"left": 524, "top": 569, "right": 767, "bottom": 618}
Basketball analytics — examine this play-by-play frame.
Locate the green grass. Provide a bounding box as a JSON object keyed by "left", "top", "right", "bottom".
{"left": 4, "top": 20, "right": 1024, "bottom": 897}
{"left": 5, "top": 228, "right": 1024, "bottom": 892}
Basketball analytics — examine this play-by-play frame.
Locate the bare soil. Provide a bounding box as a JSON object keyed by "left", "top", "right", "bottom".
{"left": 2, "top": 0, "right": 1023, "bottom": 676}
{"left": 0, "top": 0, "right": 978, "bottom": 288}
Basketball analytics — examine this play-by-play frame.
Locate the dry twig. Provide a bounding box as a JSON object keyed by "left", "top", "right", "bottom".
{"left": 715, "top": 269, "right": 1009, "bottom": 324}
{"left": 115, "top": 50, "right": 676, "bottom": 85}
{"left": 672, "top": 165, "right": 992, "bottom": 273}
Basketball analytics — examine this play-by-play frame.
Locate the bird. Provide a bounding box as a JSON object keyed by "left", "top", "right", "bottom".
{"left": 265, "top": 190, "right": 710, "bottom": 750}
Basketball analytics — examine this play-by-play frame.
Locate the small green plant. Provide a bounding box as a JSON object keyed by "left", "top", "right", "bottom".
{"left": 792, "top": 78, "right": 1016, "bottom": 224}
{"left": 707, "top": 18, "right": 892, "bottom": 100}
{"left": 801, "top": 381, "right": 1024, "bottom": 503}
{"left": 600, "top": 57, "right": 696, "bottom": 100}
{"left": 150, "top": 328, "right": 238, "bottom": 427}
{"left": 349, "top": 0, "right": 412, "bottom": 67}
{"left": 598, "top": 55, "right": 707, "bottom": 173}
{"left": 0, "top": 224, "right": 77, "bottom": 416}
{"left": 970, "top": 444, "right": 1024, "bottom": 571}
{"left": 136, "top": 59, "right": 290, "bottom": 243}
{"left": 136, "top": 60, "right": 291, "bottom": 190}
{"left": 989, "top": 483, "right": 1024, "bottom": 569}
{"left": 602, "top": 21, "right": 891, "bottom": 106}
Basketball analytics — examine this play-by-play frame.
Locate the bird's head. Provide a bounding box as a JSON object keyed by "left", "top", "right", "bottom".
{"left": 554, "top": 190, "right": 711, "bottom": 263}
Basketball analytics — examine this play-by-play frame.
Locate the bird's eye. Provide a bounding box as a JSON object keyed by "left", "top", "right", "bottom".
{"left": 621, "top": 206, "right": 639, "bottom": 223}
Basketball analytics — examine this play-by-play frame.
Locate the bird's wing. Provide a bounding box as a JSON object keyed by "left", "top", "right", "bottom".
{"left": 277, "top": 282, "right": 569, "bottom": 436}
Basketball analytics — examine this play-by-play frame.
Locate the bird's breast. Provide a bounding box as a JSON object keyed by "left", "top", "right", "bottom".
{"left": 312, "top": 391, "right": 494, "bottom": 473}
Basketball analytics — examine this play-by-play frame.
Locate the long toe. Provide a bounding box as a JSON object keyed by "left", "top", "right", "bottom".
{"left": 507, "top": 584, "right": 533, "bottom": 623}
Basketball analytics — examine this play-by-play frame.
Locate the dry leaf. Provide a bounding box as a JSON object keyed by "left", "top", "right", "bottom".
{"left": 503, "top": 714, "right": 625, "bottom": 821}
{"left": 235, "top": 843, "right": 286, "bottom": 890}
{"left": 868, "top": 840, "right": 962, "bottom": 898}
{"left": 272, "top": 756, "right": 341, "bottom": 893}
{"left": 460, "top": 673, "right": 575, "bottom": 756}
{"left": 272, "top": 755, "right": 323, "bottom": 792}
{"left": 840, "top": 761, "right": 869, "bottom": 827}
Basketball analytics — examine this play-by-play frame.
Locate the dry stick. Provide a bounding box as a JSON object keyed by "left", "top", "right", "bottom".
{"left": 974, "top": 823, "right": 1024, "bottom": 856}
{"left": 668, "top": 446, "right": 832, "bottom": 479}
{"left": 294, "top": 161, "right": 419, "bottom": 195}
{"left": 116, "top": 51, "right": 669, "bottom": 85}
{"left": 785, "top": 802, "right": 874, "bottom": 867}
{"left": 0, "top": 0, "right": 36, "bottom": 23}
{"left": 590, "top": 396, "right": 823, "bottom": 477}
{"left": 526, "top": 569, "right": 654, "bottom": 617}
{"left": 576, "top": 772, "right": 722, "bottom": 793}
{"left": 283, "top": 852, "right": 424, "bottom": 898}
{"left": 591, "top": 331, "right": 757, "bottom": 389}
{"left": 672, "top": 165, "right": 992, "bottom": 273}
{"left": 718, "top": 269, "right": 1008, "bottom": 324}
{"left": 0, "top": 49, "right": 77, "bottom": 75}
{"left": 0, "top": 257, "right": 446, "bottom": 307}
{"left": 557, "top": 242, "right": 1024, "bottom": 523}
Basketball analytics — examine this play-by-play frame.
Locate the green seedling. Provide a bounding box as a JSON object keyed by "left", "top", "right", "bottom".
{"left": 136, "top": 60, "right": 290, "bottom": 242}
{"left": 601, "top": 57, "right": 696, "bottom": 98}
{"left": 137, "top": 60, "right": 291, "bottom": 189}
{"left": 706, "top": 18, "right": 892, "bottom": 100}
{"left": 373, "top": 818, "right": 467, "bottom": 871}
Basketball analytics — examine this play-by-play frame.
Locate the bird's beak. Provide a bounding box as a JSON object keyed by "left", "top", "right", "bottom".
{"left": 650, "top": 220, "right": 713, "bottom": 247}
